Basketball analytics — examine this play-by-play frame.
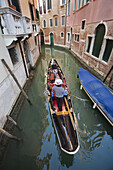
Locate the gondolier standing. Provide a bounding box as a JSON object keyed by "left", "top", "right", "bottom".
{"left": 52, "top": 79, "right": 66, "bottom": 111}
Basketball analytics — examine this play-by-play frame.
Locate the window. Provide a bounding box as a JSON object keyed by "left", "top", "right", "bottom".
{"left": 47, "top": 0, "right": 52, "bottom": 10}
{"left": 43, "top": 0, "right": 46, "bottom": 13}
{"left": 32, "top": 24, "right": 36, "bottom": 32}
{"left": 8, "top": 46, "right": 19, "bottom": 65}
{"left": 74, "top": 0, "right": 76, "bottom": 11}
{"left": 50, "top": 19, "right": 53, "bottom": 27}
{"left": 62, "top": 0, "right": 65, "bottom": 5}
{"left": 77, "top": 0, "right": 89, "bottom": 9}
{"left": 67, "top": 0, "right": 70, "bottom": 15}
{"left": 8, "top": 0, "right": 21, "bottom": 12}
{"left": 29, "top": 2, "right": 34, "bottom": 20}
{"left": 87, "top": 36, "right": 92, "bottom": 53}
{"left": 34, "top": 37, "right": 37, "bottom": 45}
{"left": 81, "top": 0, "right": 84, "bottom": 7}
{"left": 43, "top": 20, "right": 46, "bottom": 28}
{"left": 86, "top": 0, "right": 89, "bottom": 3}
{"left": 35, "top": 9, "right": 39, "bottom": 20}
{"left": 75, "top": 34, "right": 79, "bottom": 42}
{"left": 102, "top": 39, "right": 113, "bottom": 62}
{"left": 61, "top": 16, "right": 65, "bottom": 26}
{"left": 92, "top": 24, "right": 105, "bottom": 58}
{"left": 55, "top": 17, "right": 58, "bottom": 27}
{"left": 81, "top": 20, "right": 85, "bottom": 30}
{"left": 78, "top": 0, "right": 81, "bottom": 9}
{"left": 67, "top": 33, "right": 70, "bottom": 42}
{"left": 39, "top": 6, "right": 42, "bottom": 14}
{"left": 61, "top": 32, "right": 64, "bottom": 38}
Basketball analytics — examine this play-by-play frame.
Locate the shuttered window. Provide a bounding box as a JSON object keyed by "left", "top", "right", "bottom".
{"left": 8, "top": 46, "right": 19, "bottom": 65}
{"left": 47, "top": 0, "right": 52, "bottom": 10}
{"left": 62, "top": 16, "right": 65, "bottom": 26}
{"left": 29, "top": 2, "right": 34, "bottom": 21}
{"left": 67, "top": 0, "right": 70, "bottom": 15}
{"left": 92, "top": 24, "right": 105, "bottom": 58}
{"left": 74, "top": 0, "right": 76, "bottom": 11}
{"left": 102, "top": 39, "right": 113, "bottom": 62}
{"left": 50, "top": 19, "right": 53, "bottom": 27}
{"left": 87, "top": 37, "right": 92, "bottom": 53}
{"left": 55, "top": 18, "right": 58, "bottom": 26}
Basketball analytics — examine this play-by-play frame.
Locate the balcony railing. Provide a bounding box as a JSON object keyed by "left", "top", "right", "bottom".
{"left": 0, "top": 7, "right": 32, "bottom": 35}
{"left": 22, "top": 16, "right": 31, "bottom": 34}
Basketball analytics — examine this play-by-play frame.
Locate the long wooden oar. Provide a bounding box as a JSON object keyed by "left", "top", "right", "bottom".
{"left": 64, "top": 97, "right": 76, "bottom": 131}
{"left": 68, "top": 92, "right": 88, "bottom": 101}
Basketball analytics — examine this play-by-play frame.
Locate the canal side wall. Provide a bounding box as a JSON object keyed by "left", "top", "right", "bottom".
{"left": 66, "top": 0, "right": 113, "bottom": 82}
{"left": 39, "top": 0, "right": 113, "bottom": 83}
{"left": 0, "top": 33, "right": 27, "bottom": 128}
{"left": 0, "top": 52, "right": 41, "bottom": 163}
{"left": 0, "top": 0, "right": 41, "bottom": 128}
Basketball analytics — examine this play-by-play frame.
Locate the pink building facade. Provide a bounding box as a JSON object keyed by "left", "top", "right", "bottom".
{"left": 66, "top": 0, "right": 113, "bottom": 81}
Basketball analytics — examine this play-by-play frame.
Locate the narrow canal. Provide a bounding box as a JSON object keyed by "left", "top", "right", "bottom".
{"left": 1, "top": 46, "right": 113, "bottom": 170}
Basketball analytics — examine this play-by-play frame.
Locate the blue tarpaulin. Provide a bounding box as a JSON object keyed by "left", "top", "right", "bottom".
{"left": 78, "top": 68, "right": 113, "bottom": 125}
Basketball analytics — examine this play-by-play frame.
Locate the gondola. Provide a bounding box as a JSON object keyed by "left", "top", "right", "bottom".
{"left": 78, "top": 67, "right": 113, "bottom": 126}
{"left": 46, "top": 59, "right": 80, "bottom": 154}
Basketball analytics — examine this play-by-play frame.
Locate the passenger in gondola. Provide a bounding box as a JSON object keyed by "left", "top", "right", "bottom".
{"left": 52, "top": 61, "right": 58, "bottom": 74}
{"left": 52, "top": 79, "right": 67, "bottom": 112}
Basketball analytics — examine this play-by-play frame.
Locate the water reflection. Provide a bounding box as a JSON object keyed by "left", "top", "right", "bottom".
{"left": 36, "top": 153, "right": 52, "bottom": 169}
{"left": 1, "top": 45, "right": 113, "bottom": 170}
{"left": 42, "top": 46, "right": 113, "bottom": 162}
{"left": 38, "top": 46, "right": 113, "bottom": 169}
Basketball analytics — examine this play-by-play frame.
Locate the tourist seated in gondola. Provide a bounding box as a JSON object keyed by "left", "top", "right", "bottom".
{"left": 51, "top": 61, "right": 58, "bottom": 74}
{"left": 52, "top": 79, "right": 67, "bottom": 112}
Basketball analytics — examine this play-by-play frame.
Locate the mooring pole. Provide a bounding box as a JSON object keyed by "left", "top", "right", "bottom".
{"left": 1, "top": 59, "right": 32, "bottom": 105}
{"left": 0, "top": 128, "right": 23, "bottom": 141}
{"left": 6, "top": 115, "right": 23, "bottom": 131}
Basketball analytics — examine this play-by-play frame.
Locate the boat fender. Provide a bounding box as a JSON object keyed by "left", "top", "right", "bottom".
{"left": 64, "top": 89, "right": 68, "bottom": 96}
{"left": 93, "top": 103, "right": 97, "bottom": 109}
{"left": 80, "top": 85, "right": 83, "bottom": 90}
{"left": 51, "top": 91, "right": 54, "bottom": 97}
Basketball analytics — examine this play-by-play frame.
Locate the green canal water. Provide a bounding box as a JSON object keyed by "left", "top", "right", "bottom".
{"left": 1, "top": 46, "right": 113, "bottom": 170}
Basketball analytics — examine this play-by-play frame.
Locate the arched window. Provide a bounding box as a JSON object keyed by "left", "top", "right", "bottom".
{"left": 92, "top": 24, "right": 105, "bottom": 58}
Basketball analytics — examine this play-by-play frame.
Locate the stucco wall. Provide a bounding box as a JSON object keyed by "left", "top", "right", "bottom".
{"left": 66, "top": 0, "right": 113, "bottom": 79}
{"left": 0, "top": 61, "right": 26, "bottom": 128}
{"left": 67, "top": 0, "right": 113, "bottom": 26}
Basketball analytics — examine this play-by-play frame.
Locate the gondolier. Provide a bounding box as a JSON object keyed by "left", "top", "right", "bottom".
{"left": 52, "top": 79, "right": 66, "bottom": 111}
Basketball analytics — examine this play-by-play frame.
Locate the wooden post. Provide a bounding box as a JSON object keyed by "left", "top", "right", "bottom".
{"left": 18, "top": 41, "right": 29, "bottom": 78}
{"left": 0, "top": 128, "right": 23, "bottom": 141}
{"left": 1, "top": 59, "right": 32, "bottom": 105}
{"left": 103, "top": 65, "right": 113, "bottom": 83}
{"left": 6, "top": 115, "right": 23, "bottom": 131}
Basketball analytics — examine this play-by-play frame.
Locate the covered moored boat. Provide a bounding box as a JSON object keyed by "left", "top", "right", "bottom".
{"left": 78, "top": 67, "right": 113, "bottom": 126}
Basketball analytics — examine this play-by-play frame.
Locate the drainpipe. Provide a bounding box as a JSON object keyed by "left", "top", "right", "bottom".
{"left": 69, "top": 27, "right": 72, "bottom": 50}
{"left": 64, "top": 0, "right": 67, "bottom": 46}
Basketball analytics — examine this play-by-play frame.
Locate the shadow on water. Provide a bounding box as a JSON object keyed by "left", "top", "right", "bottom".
{"left": 1, "top": 45, "right": 113, "bottom": 170}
